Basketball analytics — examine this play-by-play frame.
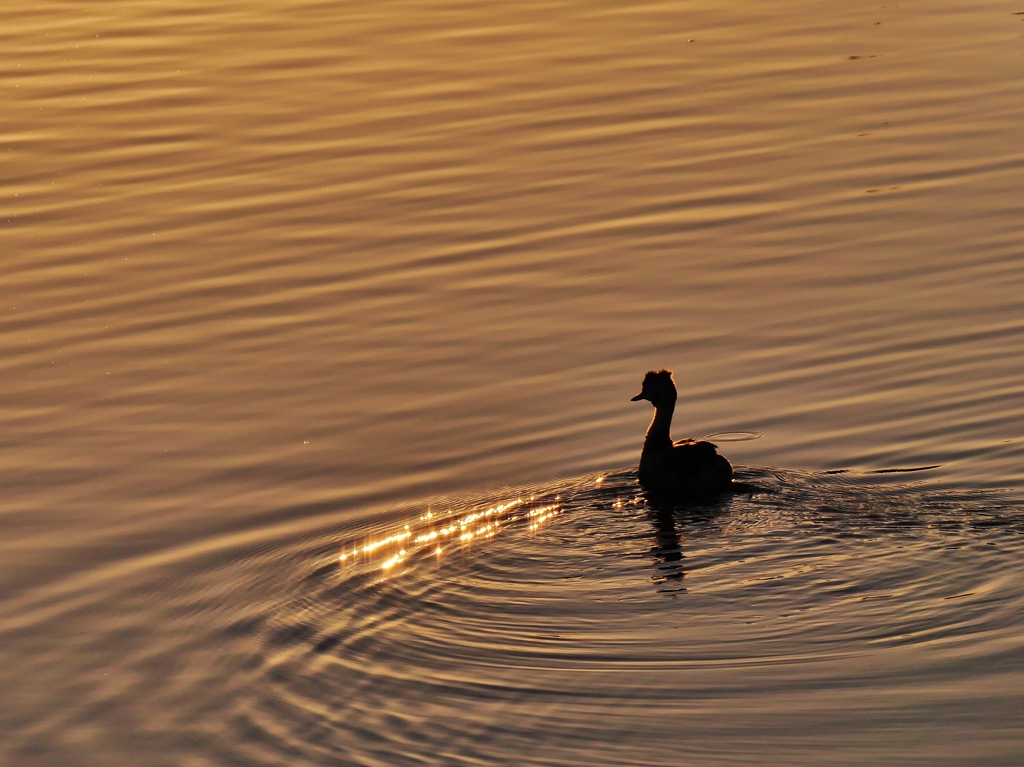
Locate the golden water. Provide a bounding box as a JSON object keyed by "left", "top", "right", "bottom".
{"left": 2, "top": 0, "right": 1024, "bottom": 764}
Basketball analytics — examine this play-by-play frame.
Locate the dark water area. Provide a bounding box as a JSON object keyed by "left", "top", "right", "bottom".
{"left": 4, "top": 471, "right": 1023, "bottom": 765}
{"left": 2, "top": 0, "right": 1024, "bottom": 763}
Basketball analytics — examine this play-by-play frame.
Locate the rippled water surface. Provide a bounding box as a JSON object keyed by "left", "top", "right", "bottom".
{"left": 2, "top": 0, "right": 1024, "bottom": 764}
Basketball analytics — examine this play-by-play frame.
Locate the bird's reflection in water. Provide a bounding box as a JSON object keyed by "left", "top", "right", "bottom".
{"left": 645, "top": 493, "right": 734, "bottom": 594}
{"left": 648, "top": 507, "right": 685, "bottom": 590}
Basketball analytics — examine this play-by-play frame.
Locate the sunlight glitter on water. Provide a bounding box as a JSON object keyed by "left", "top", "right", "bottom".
{"left": 338, "top": 496, "right": 562, "bottom": 573}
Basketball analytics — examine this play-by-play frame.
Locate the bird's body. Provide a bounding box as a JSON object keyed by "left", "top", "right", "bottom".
{"left": 632, "top": 370, "right": 733, "bottom": 497}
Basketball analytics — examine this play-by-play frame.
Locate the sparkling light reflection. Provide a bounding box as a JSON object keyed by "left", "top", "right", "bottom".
{"left": 338, "top": 495, "right": 562, "bottom": 576}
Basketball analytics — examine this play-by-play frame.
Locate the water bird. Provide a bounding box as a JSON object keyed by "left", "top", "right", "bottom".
{"left": 631, "top": 369, "right": 733, "bottom": 497}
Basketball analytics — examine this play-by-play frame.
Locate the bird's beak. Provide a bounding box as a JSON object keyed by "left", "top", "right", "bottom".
{"left": 630, "top": 391, "right": 646, "bottom": 402}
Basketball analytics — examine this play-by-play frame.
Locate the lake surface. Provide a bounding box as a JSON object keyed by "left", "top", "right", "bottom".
{"left": 2, "top": 0, "right": 1023, "bottom": 764}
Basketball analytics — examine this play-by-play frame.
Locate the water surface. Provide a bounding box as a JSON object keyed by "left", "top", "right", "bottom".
{"left": 2, "top": 0, "right": 1024, "bottom": 764}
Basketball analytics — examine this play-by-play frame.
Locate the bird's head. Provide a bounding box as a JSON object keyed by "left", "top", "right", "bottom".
{"left": 630, "top": 369, "right": 677, "bottom": 408}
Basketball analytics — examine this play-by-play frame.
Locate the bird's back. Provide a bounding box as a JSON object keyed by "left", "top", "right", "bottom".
{"left": 639, "top": 438, "right": 733, "bottom": 497}
{"left": 669, "top": 438, "right": 721, "bottom": 473}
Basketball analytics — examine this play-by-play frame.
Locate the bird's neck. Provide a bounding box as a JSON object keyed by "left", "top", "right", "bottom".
{"left": 644, "top": 401, "right": 675, "bottom": 449}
